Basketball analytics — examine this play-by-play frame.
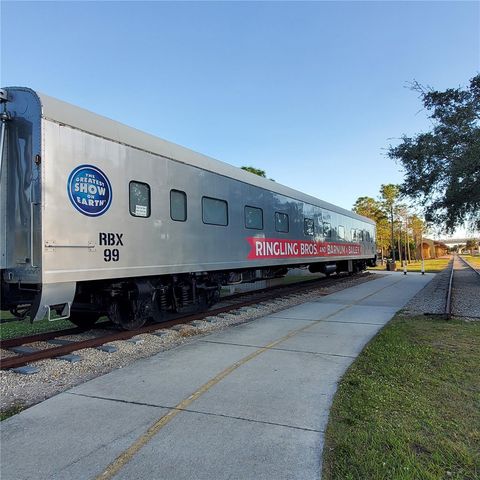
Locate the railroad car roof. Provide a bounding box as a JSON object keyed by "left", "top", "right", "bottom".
{"left": 12, "top": 87, "right": 374, "bottom": 225}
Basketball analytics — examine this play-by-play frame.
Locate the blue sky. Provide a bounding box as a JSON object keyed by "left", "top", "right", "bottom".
{"left": 1, "top": 1, "right": 479, "bottom": 234}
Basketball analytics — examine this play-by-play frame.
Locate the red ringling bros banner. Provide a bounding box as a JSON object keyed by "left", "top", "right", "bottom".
{"left": 247, "top": 237, "right": 362, "bottom": 259}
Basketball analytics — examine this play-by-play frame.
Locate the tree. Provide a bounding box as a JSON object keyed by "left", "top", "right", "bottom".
{"left": 353, "top": 196, "right": 389, "bottom": 263}
{"left": 410, "top": 215, "right": 426, "bottom": 260}
{"left": 352, "top": 196, "right": 383, "bottom": 220}
{"left": 466, "top": 238, "right": 479, "bottom": 251}
{"left": 396, "top": 204, "right": 411, "bottom": 263}
{"left": 388, "top": 74, "right": 480, "bottom": 233}
{"left": 376, "top": 218, "right": 391, "bottom": 264}
{"left": 380, "top": 184, "right": 400, "bottom": 263}
{"left": 241, "top": 166, "right": 267, "bottom": 177}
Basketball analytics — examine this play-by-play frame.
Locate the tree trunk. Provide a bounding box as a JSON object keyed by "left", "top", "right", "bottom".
{"left": 397, "top": 227, "right": 402, "bottom": 266}
{"left": 405, "top": 223, "right": 411, "bottom": 264}
{"left": 390, "top": 206, "right": 396, "bottom": 263}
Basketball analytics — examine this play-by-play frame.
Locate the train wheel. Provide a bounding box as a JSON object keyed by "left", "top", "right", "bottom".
{"left": 207, "top": 288, "right": 220, "bottom": 307}
{"left": 151, "top": 298, "right": 167, "bottom": 323}
{"left": 108, "top": 298, "right": 147, "bottom": 330}
{"left": 68, "top": 312, "right": 100, "bottom": 329}
{"left": 196, "top": 291, "right": 210, "bottom": 312}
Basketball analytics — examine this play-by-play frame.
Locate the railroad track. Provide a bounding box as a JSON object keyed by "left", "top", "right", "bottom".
{"left": 0, "top": 272, "right": 368, "bottom": 371}
{"left": 445, "top": 254, "right": 480, "bottom": 319}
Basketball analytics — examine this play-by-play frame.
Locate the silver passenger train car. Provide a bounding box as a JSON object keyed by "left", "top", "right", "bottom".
{"left": 0, "top": 87, "right": 376, "bottom": 329}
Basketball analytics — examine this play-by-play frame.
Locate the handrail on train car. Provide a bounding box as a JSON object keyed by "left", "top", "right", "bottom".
{"left": 0, "top": 89, "right": 11, "bottom": 181}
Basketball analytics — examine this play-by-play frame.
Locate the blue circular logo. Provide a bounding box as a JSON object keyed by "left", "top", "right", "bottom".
{"left": 67, "top": 165, "right": 112, "bottom": 217}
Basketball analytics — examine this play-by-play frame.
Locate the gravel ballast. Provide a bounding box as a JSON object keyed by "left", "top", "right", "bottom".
{"left": 451, "top": 256, "right": 480, "bottom": 318}
{"left": 401, "top": 265, "right": 452, "bottom": 316}
{"left": 401, "top": 256, "right": 480, "bottom": 320}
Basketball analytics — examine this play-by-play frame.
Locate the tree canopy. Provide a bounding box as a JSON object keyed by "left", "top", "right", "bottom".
{"left": 379, "top": 184, "right": 400, "bottom": 214}
{"left": 353, "top": 187, "right": 427, "bottom": 263}
{"left": 379, "top": 184, "right": 400, "bottom": 262}
{"left": 388, "top": 74, "right": 480, "bottom": 233}
{"left": 352, "top": 196, "right": 391, "bottom": 259}
{"left": 352, "top": 196, "right": 384, "bottom": 222}
{"left": 466, "top": 238, "right": 479, "bottom": 249}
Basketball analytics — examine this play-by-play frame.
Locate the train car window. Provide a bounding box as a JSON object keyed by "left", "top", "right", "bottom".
{"left": 275, "top": 212, "right": 289, "bottom": 233}
{"left": 202, "top": 197, "right": 228, "bottom": 226}
{"left": 304, "top": 218, "right": 314, "bottom": 236}
{"left": 359, "top": 230, "right": 364, "bottom": 241}
{"left": 323, "top": 222, "right": 332, "bottom": 238}
{"left": 170, "top": 190, "right": 187, "bottom": 222}
{"left": 366, "top": 230, "right": 371, "bottom": 242}
{"left": 338, "top": 225, "right": 345, "bottom": 239}
{"left": 129, "top": 181, "right": 151, "bottom": 218}
{"left": 351, "top": 229, "right": 357, "bottom": 241}
{"left": 245, "top": 206, "right": 263, "bottom": 230}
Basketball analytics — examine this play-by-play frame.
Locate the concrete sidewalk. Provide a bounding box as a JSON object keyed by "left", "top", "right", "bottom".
{"left": 0, "top": 273, "right": 432, "bottom": 480}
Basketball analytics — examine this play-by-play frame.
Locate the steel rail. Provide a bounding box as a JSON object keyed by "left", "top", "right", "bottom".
{"left": 445, "top": 257, "right": 455, "bottom": 319}
{"left": 1, "top": 273, "right": 367, "bottom": 370}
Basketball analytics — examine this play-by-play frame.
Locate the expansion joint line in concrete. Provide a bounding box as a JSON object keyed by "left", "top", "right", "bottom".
{"left": 259, "top": 315, "right": 386, "bottom": 326}
{"left": 94, "top": 276, "right": 404, "bottom": 480}
{"left": 67, "top": 392, "right": 322, "bottom": 433}
{"left": 200, "top": 340, "right": 357, "bottom": 359}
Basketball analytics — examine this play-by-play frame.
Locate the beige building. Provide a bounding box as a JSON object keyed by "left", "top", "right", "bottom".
{"left": 416, "top": 238, "right": 448, "bottom": 259}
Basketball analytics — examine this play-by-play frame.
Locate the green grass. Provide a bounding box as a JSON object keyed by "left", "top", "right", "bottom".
{"left": 369, "top": 258, "right": 450, "bottom": 273}
{"left": 0, "top": 404, "right": 26, "bottom": 421}
{"left": 0, "top": 309, "right": 112, "bottom": 340}
{"left": 0, "top": 309, "right": 15, "bottom": 321}
{"left": 0, "top": 312, "right": 74, "bottom": 340}
{"left": 322, "top": 314, "right": 480, "bottom": 480}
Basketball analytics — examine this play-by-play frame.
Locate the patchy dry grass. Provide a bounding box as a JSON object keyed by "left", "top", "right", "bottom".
{"left": 322, "top": 314, "right": 480, "bottom": 480}
{"left": 462, "top": 255, "right": 480, "bottom": 268}
{"left": 369, "top": 258, "right": 450, "bottom": 273}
